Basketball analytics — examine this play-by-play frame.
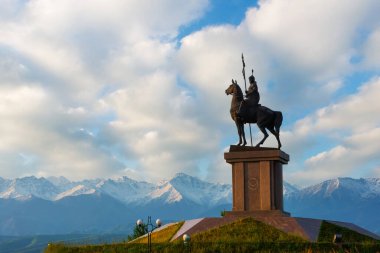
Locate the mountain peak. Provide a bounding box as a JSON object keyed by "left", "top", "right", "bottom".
{"left": 113, "top": 175, "right": 139, "bottom": 184}
{"left": 55, "top": 184, "right": 96, "bottom": 200}
{"left": 0, "top": 176, "right": 59, "bottom": 200}
{"left": 16, "top": 175, "right": 38, "bottom": 181}
{"left": 170, "top": 172, "right": 208, "bottom": 183}
{"left": 164, "top": 172, "right": 231, "bottom": 206}
{"left": 172, "top": 172, "right": 194, "bottom": 179}
{"left": 47, "top": 176, "right": 71, "bottom": 186}
{"left": 283, "top": 182, "right": 299, "bottom": 196}
{"left": 149, "top": 182, "right": 183, "bottom": 203}
{"left": 299, "top": 177, "right": 380, "bottom": 198}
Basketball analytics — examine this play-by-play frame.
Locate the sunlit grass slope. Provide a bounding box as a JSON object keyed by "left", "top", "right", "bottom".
{"left": 45, "top": 218, "right": 380, "bottom": 253}
{"left": 130, "top": 221, "right": 184, "bottom": 243}
{"left": 44, "top": 222, "right": 183, "bottom": 253}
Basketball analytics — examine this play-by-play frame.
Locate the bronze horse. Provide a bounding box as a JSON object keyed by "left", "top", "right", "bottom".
{"left": 225, "top": 80, "right": 282, "bottom": 149}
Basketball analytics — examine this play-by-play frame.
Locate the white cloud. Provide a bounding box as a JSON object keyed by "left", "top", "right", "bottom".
{"left": 205, "top": 146, "right": 231, "bottom": 184}
{"left": 102, "top": 69, "right": 220, "bottom": 180}
{"left": 372, "top": 167, "right": 380, "bottom": 178}
{"left": 363, "top": 28, "right": 380, "bottom": 69}
{"left": 286, "top": 78, "right": 380, "bottom": 185}
{"left": 1, "top": 0, "right": 380, "bottom": 185}
{"left": 290, "top": 128, "right": 380, "bottom": 185}
{"left": 246, "top": 0, "right": 370, "bottom": 78}
{"left": 174, "top": 0, "right": 380, "bottom": 185}
{"left": 303, "top": 77, "right": 380, "bottom": 134}
{"left": 0, "top": 0, "right": 213, "bottom": 180}
{"left": 177, "top": 0, "right": 380, "bottom": 116}
{"left": 0, "top": 0, "right": 209, "bottom": 103}
{"left": 0, "top": 83, "right": 125, "bottom": 179}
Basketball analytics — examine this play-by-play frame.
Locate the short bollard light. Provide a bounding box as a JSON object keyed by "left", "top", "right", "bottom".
{"left": 156, "top": 219, "right": 162, "bottom": 227}
{"left": 183, "top": 234, "right": 191, "bottom": 245}
{"left": 333, "top": 233, "right": 343, "bottom": 243}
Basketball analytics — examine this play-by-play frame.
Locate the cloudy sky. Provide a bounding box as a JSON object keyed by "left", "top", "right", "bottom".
{"left": 1, "top": 0, "right": 380, "bottom": 186}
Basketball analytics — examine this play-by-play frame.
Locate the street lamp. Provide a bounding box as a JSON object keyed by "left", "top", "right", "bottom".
{"left": 137, "top": 216, "right": 162, "bottom": 253}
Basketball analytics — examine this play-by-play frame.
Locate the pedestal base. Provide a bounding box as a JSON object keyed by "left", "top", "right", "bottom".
{"left": 224, "top": 146, "right": 289, "bottom": 213}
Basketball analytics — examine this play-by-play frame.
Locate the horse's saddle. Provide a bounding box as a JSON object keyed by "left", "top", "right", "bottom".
{"left": 238, "top": 104, "right": 273, "bottom": 123}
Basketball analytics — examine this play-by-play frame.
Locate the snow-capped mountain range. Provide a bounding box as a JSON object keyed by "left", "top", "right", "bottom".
{"left": 0, "top": 173, "right": 233, "bottom": 236}
{"left": 1, "top": 173, "right": 380, "bottom": 236}
{"left": 0, "top": 173, "right": 232, "bottom": 207}
{"left": 288, "top": 177, "right": 380, "bottom": 199}
{"left": 284, "top": 177, "right": 380, "bottom": 235}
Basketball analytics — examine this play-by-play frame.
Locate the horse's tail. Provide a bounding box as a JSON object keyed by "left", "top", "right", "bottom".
{"left": 274, "top": 111, "right": 283, "bottom": 133}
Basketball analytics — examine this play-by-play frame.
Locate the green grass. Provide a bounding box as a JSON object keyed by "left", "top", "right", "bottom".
{"left": 45, "top": 243, "right": 147, "bottom": 253}
{"left": 0, "top": 234, "right": 128, "bottom": 253}
{"left": 317, "top": 221, "right": 378, "bottom": 243}
{"left": 186, "top": 217, "right": 306, "bottom": 243}
{"left": 44, "top": 218, "right": 380, "bottom": 253}
{"left": 44, "top": 222, "right": 184, "bottom": 253}
{"left": 45, "top": 242, "right": 380, "bottom": 253}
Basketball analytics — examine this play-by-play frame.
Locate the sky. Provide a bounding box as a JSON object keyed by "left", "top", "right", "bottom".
{"left": 1, "top": 0, "right": 380, "bottom": 187}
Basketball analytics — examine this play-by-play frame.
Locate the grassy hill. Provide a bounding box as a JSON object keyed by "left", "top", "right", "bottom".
{"left": 0, "top": 234, "right": 129, "bottom": 253}
{"left": 44, "top": 218, "right": 380, "bottom": 253}
{"left": 185, "top": 217, "right": 305, "bottom": 243}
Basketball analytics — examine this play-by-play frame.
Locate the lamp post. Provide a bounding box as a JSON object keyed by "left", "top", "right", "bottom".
{"left": 137, "top": 216, "right": 162, "bottom": 253}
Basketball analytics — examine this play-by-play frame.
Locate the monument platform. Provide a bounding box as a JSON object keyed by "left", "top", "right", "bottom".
{"left": 170, "top": 216, "right": 380, "bottom": 242}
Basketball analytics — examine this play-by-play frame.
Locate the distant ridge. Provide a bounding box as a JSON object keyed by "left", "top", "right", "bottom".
{"left": 0, "top": 174, "right": 379, "bottom": 235}
{"left": 0, "top": 173, "right": 232, "bottom": 206}
{"left": 285, "top": 177, "right": 380, "bottom": 235}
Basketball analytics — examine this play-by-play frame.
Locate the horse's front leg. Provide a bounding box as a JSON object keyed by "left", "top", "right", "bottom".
{"left": 235, "top": 121, "right": 242, "bottom": 146}
{"left": 240, "top": 122, "right": 247, "bottom": 146}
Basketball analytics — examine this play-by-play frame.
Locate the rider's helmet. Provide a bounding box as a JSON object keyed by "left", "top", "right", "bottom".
{"left": 248, "top": 74, "right": 255, "bottom": 84}
{"left": 248, "top": 69, "right": 255, "bottom": 84}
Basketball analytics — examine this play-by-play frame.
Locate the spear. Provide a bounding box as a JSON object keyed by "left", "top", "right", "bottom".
{"left": 241, "top": 53, "right": 253, "bottom": 146}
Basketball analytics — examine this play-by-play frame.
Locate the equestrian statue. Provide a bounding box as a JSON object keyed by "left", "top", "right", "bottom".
{"left": 225, "top": 55, "right": 282, "bottom": 149}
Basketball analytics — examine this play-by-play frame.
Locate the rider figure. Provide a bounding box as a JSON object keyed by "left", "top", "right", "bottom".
{"left": 238, "top": 71, "right": 260, "bottom": 120}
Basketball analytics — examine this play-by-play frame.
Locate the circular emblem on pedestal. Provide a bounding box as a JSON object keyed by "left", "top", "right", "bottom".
{"left": 248, "top": 177, "right": 259, "bottom": 191}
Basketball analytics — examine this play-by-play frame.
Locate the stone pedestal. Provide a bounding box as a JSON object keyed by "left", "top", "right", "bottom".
{"left": 224, "top": 146, "right": 289, "bottom": 216}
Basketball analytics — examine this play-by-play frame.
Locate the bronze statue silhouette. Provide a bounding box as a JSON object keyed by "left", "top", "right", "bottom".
{"left": 225, "top": 79, "right": 282, "bottom": 149}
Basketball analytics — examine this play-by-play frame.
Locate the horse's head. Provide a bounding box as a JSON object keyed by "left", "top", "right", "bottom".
{"left": 225, "top": 79, "right": 238, "bottom": 95}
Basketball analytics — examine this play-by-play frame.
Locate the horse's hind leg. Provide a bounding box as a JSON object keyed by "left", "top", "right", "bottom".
{"left": 274, "top": 111, "right": 282, "bottom": 149}
{"left": 268, "top": 127, "right": 282, "bottom": 149}
{"left": 256, "top": 126, "right": 269, "bottom": 147}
